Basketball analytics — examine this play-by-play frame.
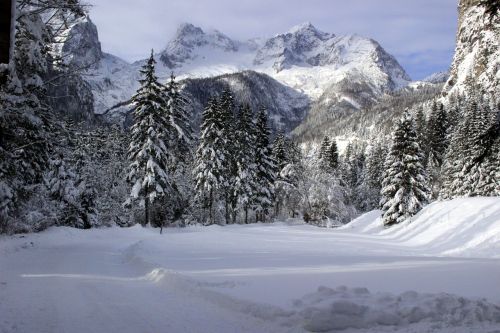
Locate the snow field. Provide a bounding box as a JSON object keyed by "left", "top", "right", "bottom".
{"left": 1, "top": 197, "right": 500, "bottom": 332}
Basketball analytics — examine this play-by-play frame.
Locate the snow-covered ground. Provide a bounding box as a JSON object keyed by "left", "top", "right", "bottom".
{"left": 1, "top": 198, "right": 500, "bottom": 332}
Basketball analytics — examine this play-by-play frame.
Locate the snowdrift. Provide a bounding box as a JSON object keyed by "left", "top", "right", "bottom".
{"left": 342, "top": 197, "right": 500, "bottom": 257}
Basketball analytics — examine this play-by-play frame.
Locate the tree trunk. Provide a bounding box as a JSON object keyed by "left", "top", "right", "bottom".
{"left": 0, "top": 0, "right": 12, "bottom": 65}
{"left": 244, "top": 207, "right": 248, "bottom": 224}
{"left": 225, "top": 195, "right": 230, "bottom": 224}
{"left": 145, "top": 197, "right": 150, "bottom": 226}
{"left": 209, "top": 191, "right": 213, "bottom": 225}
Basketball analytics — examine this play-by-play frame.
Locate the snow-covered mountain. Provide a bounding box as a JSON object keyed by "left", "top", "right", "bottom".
{"left": 442, "top": 0, "right": 499, "bottom": 101}
{"left": 57, "top": 17, "right": 412, "bottom": 131}
{"left": 422, "top": 70, "right": 450, "bottom": 84}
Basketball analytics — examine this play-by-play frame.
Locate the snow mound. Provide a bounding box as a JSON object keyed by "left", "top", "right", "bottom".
{"left": 338, "top": 210, "right": 383, "bottom": 233}
{"left": 292, "top": 285, "right": 500, "bottom": 332}
{"left": 344, "top": 197, "right": 500, "bottom": 257}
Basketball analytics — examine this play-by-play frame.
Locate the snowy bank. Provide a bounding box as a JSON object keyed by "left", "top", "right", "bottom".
{"left": 342, "top": 197, "right": 500, "bottom": 258}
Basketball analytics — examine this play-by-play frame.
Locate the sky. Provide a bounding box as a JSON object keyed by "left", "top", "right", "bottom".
{"left": 87, "top": 0, "right": 459, "bottom": 80}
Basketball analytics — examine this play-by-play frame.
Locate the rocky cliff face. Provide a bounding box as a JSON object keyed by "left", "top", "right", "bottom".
{"left": 182, "top": 70, "right": 310, "bottom": 132}
{"left": 443, "top": 0, "right": 499, "bottom": 100}
{"left": 46, "top": 15, "right": 100, "bottom": 122}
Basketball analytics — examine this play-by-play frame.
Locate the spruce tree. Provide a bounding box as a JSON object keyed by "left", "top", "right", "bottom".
{"left": 254, "top": 106, "right": 276, "bottom": 222}
{"left": 427, "top": 102, "right": 449, "bottom": 198}
{"left": 319, "top": 136, "right": 331, "bottom": 165}
{"left": 318, "top": 136, "right": 339, "bottom": 172}
{"left": 414, "top": 106, "right": 428, "bottom": 166}
{"left": 233, "top": 104, "right": 258, "bottom": 223}
{"left": 163, "top": 73, "right": 193, "bottom": 161}
{"left": 381, "top": 110, "right": 429, "bottom": 227}
{"left": 328, "top": 139, "right": 339, "bottom": 170}
{"left": 163, "top": 73, "right": 194, "bottom": 222}
{"left": 361, "top": 141, "right": 386, "bottom": 210}
{"left": 428, "top": 102, "right": 449, "bottom": 168}
{"left": 218, "top": 90, "right": 237, "bottom": 224}
{"left": 273, "top": 132, "right": 288, "bottom": 172}
{"left": 441, "top": 94, "right": 497, "bottom": 198}
{"left": 125, "top": 51, "right": 171, "bottom": 227}
{"left": 194, "top": 97, "right": 225, "bottom": 225}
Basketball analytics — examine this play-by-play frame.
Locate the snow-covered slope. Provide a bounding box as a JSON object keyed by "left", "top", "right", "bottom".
{"left": 422, "top": 70, "right": 450, "bottom": 84}
{"left": 342, "top": 197, "right": 500, "bottom": 258}
{"left": 442, "top": 0, "right": 499, "bottom": 101}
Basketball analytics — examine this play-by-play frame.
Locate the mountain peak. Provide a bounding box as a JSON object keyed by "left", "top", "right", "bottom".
{"left": 288, "top": 22, "right": 316, "bottom": 33}
{"left": 174, "top": 23, "right": 205, "bottom": 39}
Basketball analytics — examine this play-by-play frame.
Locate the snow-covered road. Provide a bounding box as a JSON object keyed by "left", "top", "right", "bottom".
{"left": 1, "top": 199, "right": 500, "bottom": 333}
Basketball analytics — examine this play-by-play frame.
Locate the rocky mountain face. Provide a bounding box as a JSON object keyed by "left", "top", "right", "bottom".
{"left": 159, "top": 23, "right": 238, "bottom": 68}
{"left": 182, "top": 71, "right": 310, "bottom": 131}
{"left": 58, "top": 15, "right": 103, "bottom": 69}
{"left": 39, "top": 15, "right": 101, "bottom": 122}
{"left": 56, "top": 17, "right": 412, "bottom": 135}
{"left": 442, "top": 0, "right": 499, "bottom": 101}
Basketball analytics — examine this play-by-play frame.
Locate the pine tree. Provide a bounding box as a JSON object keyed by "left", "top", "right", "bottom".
{"left": 163, "top": 73, "right": 194, "bottom": 223}
{"left": 361, "top": 141, "right": 387, "bottom": 210}
{"left": 328, "top": 139, "right": 339, "bottom": 170}
{"left": 194, "top": 97, "right": 225, "bottom": 225}
{"left": 163, "top": 73, "right": 193, "bottom": 161}
{"left": 233, "top": 104, "right": 258, "bottom": 224}
{"left": 381, "top": 110, "right": 429, "bottom": 227}
{"left": 218, "top": 89, "right": 237, "bottom": 224}
{"left": 319, "top": 136, "right": 331, "bottom": 166}
{"left": 427, "top": 102, "right": 449, "bottom": 198}
{"left": 318, "top": 136, "right": 339, "bottom": 172}
{"left": 428, "top": 102, "right": 449, "bottom": 168}
{"left": 253, "top": 106, "right": 276, "bottom": 222}
{"left": 414, "top": 106, "right": 428, "bottom": 166}
{"left": 273, "top": 132, "right": 288, "bottom": 171}
{"left": 273, "top": 134, "right": 303, "bottom": 217}
{"left": 125, "top": 51, "right": 171, "bottom": 228}
{"left": 441, "top": 94, "right": 497, "bottom": 198}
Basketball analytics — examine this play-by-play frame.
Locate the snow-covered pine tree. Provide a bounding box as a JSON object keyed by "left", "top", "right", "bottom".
{"left": 233, "top": 104, "right": 258, "bottom": 224}
{"left": 194, "top": 97, "right": 225, "bottom": 225}
{"left": 273, "top": 134, "right": 303, "bottom": 217}
{"left": 328, "top": 139, "right": 339, "bottom": 171}
{"left": 414, "top": 106, "right": 428, "bottom": 167}
{"left": 302, "top": 160, "right": 353, "bottom": 227}
{"left": 318, "top": 136, "right": 339, "bottom": 172}
{"left": 0, "top": 5, "right": 54, "bottom": 224}
{"left": 254, "top": 106, "right": 276, "bottom": 222}
{"left": 380, "top": 110, "right": 429, "bottom": 227}
{"left": 163, "top": 73, "right": 193, "bottom": 161}
{"left": 427, "top": 102, "right": 449, "bottom": 168}
{"left": 126, "top": 51, "right": 171, "bottom": 229}
{"left": 273, "top": 132, "right": 288, "bottom": 172}
{"left": 361, "top": 141, "right": 387, "bottom": 210}
{"left": 218, "top": 89, "right": 237, "bottom": 224}
{"left": 342, "top": 141, "right": 366, "bottom": 210}
{"left": 427, "top": 101, "right": 449, "bottom": 198}
{"left": 163, "top": 73, "right": 194, "bottom": 224}
{"left": 441, "top": 93, "right": 497, "bottom": 198}
{"left": 319, "top": 136, "right": 331, "bottom": 170}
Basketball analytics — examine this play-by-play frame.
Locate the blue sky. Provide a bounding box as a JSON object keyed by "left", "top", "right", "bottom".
{"left": 88, "top": 0, "right": 458, "bottom": 80}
